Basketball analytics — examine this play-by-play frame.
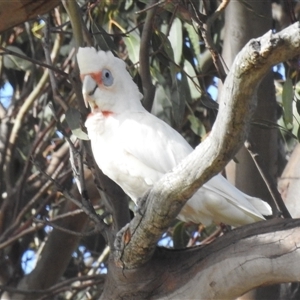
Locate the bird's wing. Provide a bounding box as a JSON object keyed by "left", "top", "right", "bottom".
{"left": 118, "top": 111, "right": 193, "bottom": 174}
{"left": 204, "top": 175, "right": 271, "bottom": 217}
{"left": 116, "top": 110, "right": 272, "bottom": 225}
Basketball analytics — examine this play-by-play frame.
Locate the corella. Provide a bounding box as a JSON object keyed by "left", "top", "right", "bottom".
{"left": 77, "top": 47, "right": 271, "bottom": 227}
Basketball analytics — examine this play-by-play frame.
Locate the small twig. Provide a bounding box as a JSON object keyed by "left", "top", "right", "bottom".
{"left": 139, "top": 0, "right": 158, "bottom": 112}
{"left": 34, "top": 161, "right": 107, "bottom": 232}
{"left": 0, "top": 223, "right": 45, "bottom": 250}
{"left": 0, "top": 274, "right": 104, "bottom": 297}
{"left": 42, "top": 17, "right": 68, "bottom": 111}
{"left": 34, "top": 218, "right": 100, "bottom": 237}
{"left": 283, "top": 0, "right": 297, "bottom": 24}
{"left": 0, "top": 151, "right": 70, "bottom": 244}
{"left": 245, "top": 139, "right": 291, "bottom": 219}
{"left": 87, "top": 245, "right": 110, "bottom": 275}
{"left": 93, "top": 22, "right": 144, "bottom": 37}
{"left": 0, "top": 46, "right": 68, "bottom": 77}
{"left": 189, "top": 0, "right": 229, "bottom": 81}
{"left": 199, "top": 227, "right": 222, "bottom": 245}
{"left": 136, "top": 0, "right": 165, "bottom": 14}
{"left": 49, "top": 105, "right": 89, "bottom": 203}
{"left": 62, "top": 0, "right": 84, "bottom": 49}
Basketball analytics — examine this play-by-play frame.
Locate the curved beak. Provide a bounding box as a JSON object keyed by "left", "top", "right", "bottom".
{"left": 82, "top": 75, "right": 98, "bottom": 109}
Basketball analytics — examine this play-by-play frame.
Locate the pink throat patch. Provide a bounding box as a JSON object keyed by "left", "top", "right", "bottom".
{"left": 102, "top": 110, "right": 113, "bottom": 117}
{"left": 87, "top": 110, "right": 113, "bottom": 118}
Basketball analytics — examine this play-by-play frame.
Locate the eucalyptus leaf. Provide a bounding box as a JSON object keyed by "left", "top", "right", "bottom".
{"left": 173, "top": 221, "right": 189, "bottom": 249}
{"left": 181, "top": 72, "right": 192, "bottom": 104}
{"left": 171, "top": 77, "right": 185, "bottom": 128}
{"left": 187, "top": 114, "right": 205, "bottom": 137}
{"left": 282, "top": 78, "right": 294, "bottom": 127}
{"left": 296, "top": 99, "right": 300, "bottom": 116}
{"left": 152, "top": 31, "right": 171, "bottom": 67}
{"left": 152, "top": 84, "right": 172, "bottom": 125}
{"left": 252, "top": 119, "right": 297, "bottom": 139}
{"left": 184, "top": 59, "right": 201, "bottom": 99}
{"left": 184, "top": 22, "right": 201, "bottom": 60}
{"left": 92, "top": 23, "right": 118, "bottom": 52}
{"left": 155, "top": 30, "right": 174, "bottom": 60}
{"left": 124, "top": 24, "right": 140, "bottom": 64}
{"left": 3, "top": 46, "right": 32, "bottom": 71}
{"left": 65, "top": 108, "right": 89, "bottom": 140}
{"left": 71, "top": 128, "right": 90, "bottom": 140}
{"left": 168, "top": 18, "right": 182, "bottom": 64}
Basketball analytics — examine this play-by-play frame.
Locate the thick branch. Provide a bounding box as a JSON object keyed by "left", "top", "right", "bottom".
{"left": 104, "top": 219, "right": 300, "bottom": 299}
{"left": 0, "top": 0, "right": 60, "bottom": 33}
{"left": 114, "top": 22, "right": 300, "bottom": 268}
{"left": 139, "top": 0, "right": 157, "bottom": 112}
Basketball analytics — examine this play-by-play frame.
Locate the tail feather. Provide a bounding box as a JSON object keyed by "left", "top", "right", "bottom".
{"left": 246, "top": 196, "right": 272, "bottom": 216}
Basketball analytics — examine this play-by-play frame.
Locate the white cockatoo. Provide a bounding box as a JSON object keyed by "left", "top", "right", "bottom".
{"left": 77, "top": 47, "right": 272, "bottom": 227}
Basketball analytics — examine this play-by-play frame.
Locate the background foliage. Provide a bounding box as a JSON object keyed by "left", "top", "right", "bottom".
{"left": 0, "top": 0, "right": 299, "bottom": 299}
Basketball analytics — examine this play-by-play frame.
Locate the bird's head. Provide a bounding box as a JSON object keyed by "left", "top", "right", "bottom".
{"left": 77, "top": 47, "right": 143, "bottom": 114}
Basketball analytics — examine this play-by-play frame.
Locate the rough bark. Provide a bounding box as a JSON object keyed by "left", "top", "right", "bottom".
{"left": 223, "top": 0, "right": 278, "bottom": 204}
{"left": 222, "top": 2, "right": 290, "bottom": 298}
{"left": 103, "top": 218, "right": 300, "bottom": 299}
{"left": 278, "top": 143, "right": 300, "bottom": 218}
{"left": 0, "top": 0, "right": 61, "bottom": 33}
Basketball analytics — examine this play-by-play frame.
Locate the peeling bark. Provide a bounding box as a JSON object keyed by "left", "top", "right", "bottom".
{"left": 102, "top": 219, "right": 300, "bottom": 299}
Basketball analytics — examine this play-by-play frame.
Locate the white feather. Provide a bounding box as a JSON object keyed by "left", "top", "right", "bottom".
{"left": 77, "top": 47, "right": 272, "bottom": 227}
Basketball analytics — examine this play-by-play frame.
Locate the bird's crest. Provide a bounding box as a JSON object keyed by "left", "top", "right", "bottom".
{"left": 77, "top": 47, "right": 126, "bottom": 77}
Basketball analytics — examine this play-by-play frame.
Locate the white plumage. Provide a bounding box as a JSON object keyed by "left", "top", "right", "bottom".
{"left": 77, "top": 47, "right": 272, "bottom": 227}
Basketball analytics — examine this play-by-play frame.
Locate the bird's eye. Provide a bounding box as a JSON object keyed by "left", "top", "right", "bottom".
{"left": 102, "top": 69, "right": 114, "bottom": 86}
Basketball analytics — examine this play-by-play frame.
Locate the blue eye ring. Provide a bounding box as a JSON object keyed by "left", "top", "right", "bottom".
{"left": 102, "top": 69, "right": 114, "bottom": 86}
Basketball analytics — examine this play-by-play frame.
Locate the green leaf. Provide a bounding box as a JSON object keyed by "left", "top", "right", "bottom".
{"left": 296, "top": 99, "right": 300, "bottom": 115}
{"left": 155, "top": 30, "right": 174, "bottom": 60}
{"left": 152, "top": 84, "right": 172, "bottom": 125}
{"left": 3, "top": 46, "right": 32, "bottom": 71}
{"left": 187, "top": 114, "right": 205, "bottom": 137}
{"left": 65, "top": 108, "right": 89, "bottom": 140}
{"left": 91, "top": 23, "right": 118, "bottom": 52}
{"left": 184, "top": 22, "right": 201, "bottom": 60}
{"left": 170, "top": 77, "right": 185, "bottom": 127}
{"left": 184, "top": 59, "right": 201, "bottom": 100}
{"left": 123, "top": 23, "right": 140, "bottom": 64}
{"left": 252, "top": 119, "right": 298, "bottom": 139}
{"left": 181, "top": 72, "right": 192, "bottom": 104}
{"left": 282, "top": 78, "right": 294, "bottom": 128}
{"left": 173, "top": 221, "right": 190, "bottom": 249}
{"left": 152, "top": 31, "right": 171, "bottom": 67}
{"left": 168, "top": 18, "right": 182, "bottom": 64}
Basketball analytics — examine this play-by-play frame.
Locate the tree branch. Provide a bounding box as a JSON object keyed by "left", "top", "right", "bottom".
{"left": 139, "top": 0, "right": 157, "bottom": 112}
{"left": 245, "top": 139, "right": 292, "bottom": 218}
{"left": 103, "top": 218, "right": 300, "bottom": 299}
{"left": 114, "top": 22, "right": 300, "bottom": 269}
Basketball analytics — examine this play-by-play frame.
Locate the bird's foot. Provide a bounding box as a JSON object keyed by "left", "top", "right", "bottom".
{"left": 220, "top": 223, "right": 232, "bottom": 233}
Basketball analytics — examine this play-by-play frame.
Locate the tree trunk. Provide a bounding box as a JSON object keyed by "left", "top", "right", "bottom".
{"left": 223, "top": 1, "right": 278, "bottom": 202}
{"left": 222, "top": 1, "right": 284, "bottom": 299}
{"left": 278, "top": 144, "right": 300, "bottom": 218}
